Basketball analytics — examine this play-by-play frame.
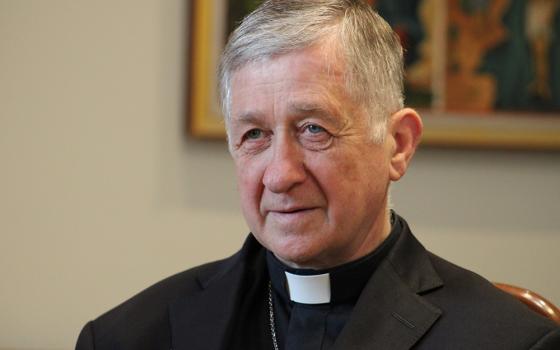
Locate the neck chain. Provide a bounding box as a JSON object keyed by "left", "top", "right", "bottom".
{"left": 268, "top": 281, "right": 279, "bottom": 350}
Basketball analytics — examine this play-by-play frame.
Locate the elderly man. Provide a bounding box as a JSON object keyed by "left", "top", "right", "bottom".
{"left": 76, "top": 1, "right": 560, "bottom": 349}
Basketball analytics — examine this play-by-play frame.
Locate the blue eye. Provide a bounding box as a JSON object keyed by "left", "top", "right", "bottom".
{"left": 300, "top": 123, "right": 332, "bottom": 150}
{"left": 245, "top": 129, "right": 262, "bottom": 140}
{"left": 306, "top": 124, "right": 325, "bottom": 134}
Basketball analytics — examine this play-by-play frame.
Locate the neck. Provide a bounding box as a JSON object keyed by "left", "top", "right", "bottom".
{"left": 266, "top": 211, "right": 402, "bottom": 305}
{"left": 276, "top": 207, "right": 392, "bottom": 270}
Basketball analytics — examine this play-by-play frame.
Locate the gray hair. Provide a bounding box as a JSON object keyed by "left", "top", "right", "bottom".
{"left": 218, "top": 0, "right": 404, "bottom": 142}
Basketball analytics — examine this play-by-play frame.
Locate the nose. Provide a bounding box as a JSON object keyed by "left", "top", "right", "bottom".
{"left": 262, "top": 136, "right": 306, "bottom": 193}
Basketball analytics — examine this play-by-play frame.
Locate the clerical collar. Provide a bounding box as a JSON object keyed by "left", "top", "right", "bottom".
{"left": 266, "top": 212, "right": 402, "bottom": 305}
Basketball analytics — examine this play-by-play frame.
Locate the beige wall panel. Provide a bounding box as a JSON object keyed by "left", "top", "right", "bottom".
{"left": 1, "top": 1, "right": 559, "bottom": 349}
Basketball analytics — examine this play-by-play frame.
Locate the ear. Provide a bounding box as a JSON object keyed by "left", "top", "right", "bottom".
{"left": 388, "top": 108, "right": 423, "bottom": 182}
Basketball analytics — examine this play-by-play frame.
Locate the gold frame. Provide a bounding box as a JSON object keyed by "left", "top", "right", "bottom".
{"left": 188, "top": 0, "right": 560, "bottom": 150}
{"left": 188, "top": 0, "right": 225, "bottom": 139}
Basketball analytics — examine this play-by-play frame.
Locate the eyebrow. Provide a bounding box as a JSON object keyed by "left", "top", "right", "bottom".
{"left": 231, "top": 111, "right": 264, "bottom": 125}
{"left": 287, "top": 102, "right": 344, "bottom": 126}
{"left": 231, "top": 102, "right": 346, "bottom": 127}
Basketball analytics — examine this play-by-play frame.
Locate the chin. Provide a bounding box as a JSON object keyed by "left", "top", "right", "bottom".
{"left": 254, "top": 227, "right": 331, "bottom": 268}
{"left": 272, "top": 240, "right": 329, "bottom": 269}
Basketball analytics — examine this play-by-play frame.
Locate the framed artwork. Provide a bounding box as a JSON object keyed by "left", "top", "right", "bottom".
{"left": 188, "top": 0, "right": 560, "bottom": 149}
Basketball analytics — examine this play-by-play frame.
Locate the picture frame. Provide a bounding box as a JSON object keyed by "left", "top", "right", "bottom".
{"left": 188, "top": 0, "right": 560, "bottom": 150}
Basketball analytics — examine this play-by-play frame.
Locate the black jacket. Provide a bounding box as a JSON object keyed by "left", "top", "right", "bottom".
{"left": 76, "top": 220, "right": 560, "bottom": 349}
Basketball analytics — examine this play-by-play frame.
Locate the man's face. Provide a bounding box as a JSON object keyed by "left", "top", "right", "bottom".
{"left": 228, "top": 44, "right": 394, "bottom": 269}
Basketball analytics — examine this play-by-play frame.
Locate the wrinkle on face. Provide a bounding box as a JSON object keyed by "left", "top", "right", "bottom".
{"left": 228, "top": 42, "right": 393, "bottom": 269}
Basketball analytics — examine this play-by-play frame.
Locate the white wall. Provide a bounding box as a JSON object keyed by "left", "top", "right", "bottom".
{"left": 0, "top": 1, "right": 558, "bottom": 349}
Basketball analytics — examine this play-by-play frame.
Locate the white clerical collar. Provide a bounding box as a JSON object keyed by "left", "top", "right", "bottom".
{"left": 285, "top": 271, "right": 331, "bottom": 304}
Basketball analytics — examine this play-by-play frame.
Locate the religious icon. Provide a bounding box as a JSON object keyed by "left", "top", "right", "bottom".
{"left": 188, "top": 0, "right": 560, "bottom": 149}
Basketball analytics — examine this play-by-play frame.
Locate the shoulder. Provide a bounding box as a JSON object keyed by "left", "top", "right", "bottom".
{"left": 76, "top": 235, "right": 262, "bottom": 349}
{"left": 386, "top": 215, "right": 559, "bottom": 348}
{"left": 75, "top": 259, "right": 228, "bottom": 349}
{"left": 421, "top": 252, "right": 560, "bottom": 349}
{"left": 97, "top": 256, "right": 232, "bottom": 324}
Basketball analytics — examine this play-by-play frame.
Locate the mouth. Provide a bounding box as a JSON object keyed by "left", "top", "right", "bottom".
{"left": 272, "top": 206, "right": 313, "bottom": 213}
{"left": 264, "top": 207, "right": 319, "bottom": 226}
{"left": 267, "top": 207, "right": 317, "bottom": 216}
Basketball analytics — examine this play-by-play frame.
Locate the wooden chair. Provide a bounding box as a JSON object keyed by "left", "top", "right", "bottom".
{"left": 494, "top": 283, "right": 560, "bottom": 325}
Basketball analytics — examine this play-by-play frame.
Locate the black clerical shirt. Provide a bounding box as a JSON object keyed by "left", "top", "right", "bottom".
{"left": 229, "top": 213, "right": 402, "bottom": 350}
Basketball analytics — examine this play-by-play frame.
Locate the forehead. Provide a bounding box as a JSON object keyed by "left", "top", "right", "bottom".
{"left": 229, "top": 45, "right": 350, "bottom": 121}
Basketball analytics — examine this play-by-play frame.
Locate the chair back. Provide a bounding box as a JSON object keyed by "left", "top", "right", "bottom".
{"left": 494, "top": 282, "right": 560, "bottom": 325}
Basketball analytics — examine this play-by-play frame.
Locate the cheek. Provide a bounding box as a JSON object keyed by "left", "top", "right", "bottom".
{"left": 319, "top": 151, "right": 389, "bottom": 203}
{"left": 236, "top": 162, "right": 264, "bottom": 218}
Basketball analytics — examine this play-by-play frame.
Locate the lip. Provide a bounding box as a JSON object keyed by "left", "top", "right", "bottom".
{"left": 266, "top": 207, "right": 318, "bottom": 222}
{"left": 267, "top": 207, "right": 316, "bottom": 214}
